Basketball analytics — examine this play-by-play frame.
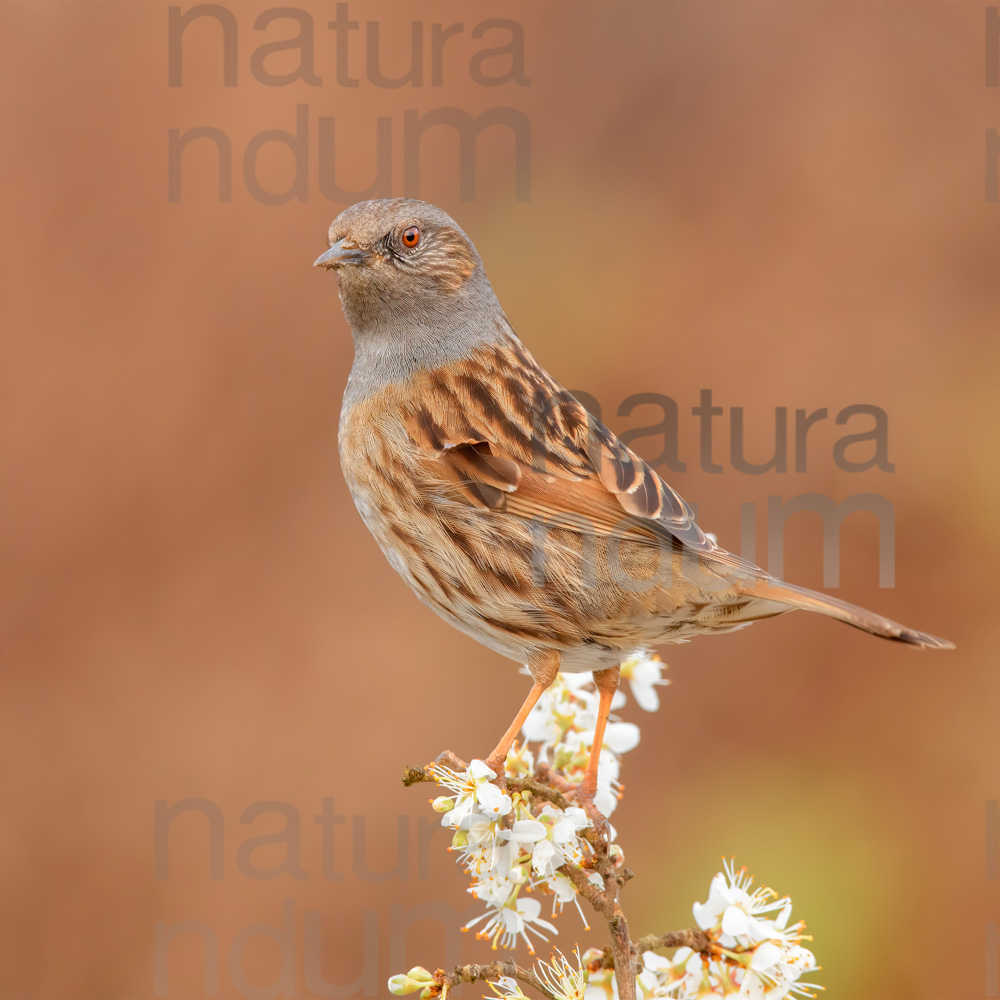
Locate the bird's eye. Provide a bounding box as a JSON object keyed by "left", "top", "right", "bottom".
{"left": 401, "top": 226, "right": 421, "bottom": 248}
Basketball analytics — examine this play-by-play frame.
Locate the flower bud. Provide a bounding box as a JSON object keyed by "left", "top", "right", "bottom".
{"left": 388, "top": 967, "right": 435, "bottom": 995}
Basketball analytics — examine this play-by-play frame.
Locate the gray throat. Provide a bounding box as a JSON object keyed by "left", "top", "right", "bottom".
{"left": 340, "top": 268, "right": 512, "bottom": 407}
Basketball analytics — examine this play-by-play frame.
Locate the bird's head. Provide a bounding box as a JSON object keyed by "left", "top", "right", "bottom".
{"left": 314, "top": 199, "right": 488, "bottom": 334}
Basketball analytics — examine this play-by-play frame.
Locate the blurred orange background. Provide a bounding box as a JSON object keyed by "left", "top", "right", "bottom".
{"left": 1, "top": 2, "right": 997, "bottom": 998}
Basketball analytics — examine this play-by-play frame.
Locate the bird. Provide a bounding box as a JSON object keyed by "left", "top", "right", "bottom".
{"left": 314, "top": 198, "right": 953, "bottom": 810}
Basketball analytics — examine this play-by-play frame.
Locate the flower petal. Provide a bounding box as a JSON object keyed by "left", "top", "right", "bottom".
{"left": 469, "top": 759, "right": 496, "bottom": 781}
{"left": 738, "top": 971, "right": 766, "bottom": 999}
{"left": 476, "top": 782, "right": 512, "bottom": 817}
{"left": 603, "top": 722, "right": 640, "bottom": 754}
{"left": 511, "top": 819, "right": 547, "bottom": 843}
{"left": 722, "top": 904, "right": 751, "bottom": 937}
{"left": 692, "top": 901, "right": 715, "bottom": 930}
{"left": 641, "top": 951, "right": 672, "bottom": 972}
{"left": 750, "top": 941, "right": 782, "bottom": 972}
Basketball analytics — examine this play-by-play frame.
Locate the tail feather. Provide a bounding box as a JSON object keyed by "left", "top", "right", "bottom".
{"left": 743, "top": 579, "right": 955, "bottom": 650}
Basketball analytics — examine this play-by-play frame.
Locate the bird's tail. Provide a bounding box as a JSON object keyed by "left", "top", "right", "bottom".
{"left": 741, "top": 578, "right": 955, "bottom": 650}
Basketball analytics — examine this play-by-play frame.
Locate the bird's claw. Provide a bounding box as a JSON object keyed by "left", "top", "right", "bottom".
{"left": 569, "top": 779, "right": 610, "bottom": 832}
{"left": 483, "top": 753, "right": 509, "bottom": 791}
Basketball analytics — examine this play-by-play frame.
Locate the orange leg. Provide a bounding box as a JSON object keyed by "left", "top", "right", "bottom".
{"left": 574, "top": 665, "right": 620, "bottom": 806}
{"left": 484, "top": 650, "right": 560, "bottom": 776}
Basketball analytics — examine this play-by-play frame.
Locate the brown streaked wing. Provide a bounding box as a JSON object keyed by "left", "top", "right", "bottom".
{"left": 404, "top": 335, "right": 760, "bottom": 577}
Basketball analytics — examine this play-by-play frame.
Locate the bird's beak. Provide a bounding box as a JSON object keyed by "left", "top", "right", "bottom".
{"left": 313, "top": 239, "right": 369, "bottom": 270}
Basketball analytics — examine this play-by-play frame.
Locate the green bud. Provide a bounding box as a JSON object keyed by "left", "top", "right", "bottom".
{"left": 388, "top": 967, "right": 435, "bottom": 996}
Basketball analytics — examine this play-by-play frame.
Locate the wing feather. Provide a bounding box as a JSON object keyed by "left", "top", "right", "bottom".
{"left": 404, "top": 333, "right": 758, "bottom": 577}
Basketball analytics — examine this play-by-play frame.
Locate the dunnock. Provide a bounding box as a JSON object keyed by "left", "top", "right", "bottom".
{"left": 315, "top": 198, "right": 952, "bottom": 805}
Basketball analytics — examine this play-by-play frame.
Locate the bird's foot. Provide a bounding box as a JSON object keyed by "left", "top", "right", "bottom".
{"left": 569, "top": 777, "right": 609, "bottom": 833}
{"left": 482, "top": 751, "right": 509, "bottom": 790}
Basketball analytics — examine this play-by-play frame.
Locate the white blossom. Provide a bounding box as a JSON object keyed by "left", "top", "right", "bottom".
{"left": 415, "top": 682, "right": 822, "bottom": 1000}
{"left": 692, "top": 858, "right": 793, "bottom": 950}
{"left": 679, "top": 860, "right": 822, "bottom": 999}
{"left": 430, "top": 759, "right": 513, "bottom": 825}
{"left": 426, "top": 755, "right": 611, "bottom": 950}
{"left": 465, "top": 893, "right": 558, "bottom": 952}
{"left": 737, "top": 941, "right": 821, "bottom": 999}
{"left": 548, "top": 871, "right": 593, "bottom": 928}
{"left": 489, "top": 948, "right": 589, "bottom": 1000}
{"left": 620, "top": 651, "right": 669, "bottom": 712}
{"left": 535, "top": 947, "right": 590, "bottom": 1000}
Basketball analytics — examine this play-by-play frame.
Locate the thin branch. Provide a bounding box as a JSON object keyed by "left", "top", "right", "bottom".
{"left": 634, "top": 929, "right": 712, "bottom": 955}
{"left": 402, "top": 750, "right": 467, "bottom": 787}
{"left": 402, "top": 765, "right": 432, "bottom": 787}
{"left": 403, "top": 758, "right": 604, "bottom": 850}
{"left": 504, "top": 774, "right": 573, "bottom": 810}
{"left": 402, "top": 764, "right": 573, "bottom": 813}
{"left": 556, "top": 861, "right": 606, "bottom": 910}
{"left": 442, "top": 960, "right": 560, "bottom": 1000}
{"left": 588, "top": 928, "right": 714, "bottom": 973}
{"left": 594, "top": 840, "right": 635, "bottom": 1000}
{"left": 534, "top": 761, "right": 576, "bottom": 797}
